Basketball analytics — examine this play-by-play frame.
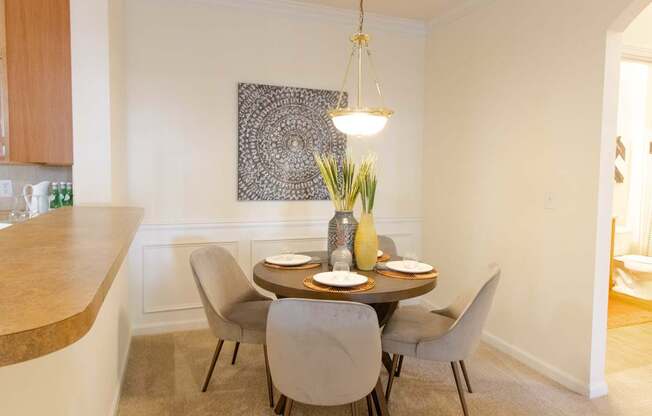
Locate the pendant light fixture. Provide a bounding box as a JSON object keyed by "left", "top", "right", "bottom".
{"left": 329, "top": 0, "right": 393, "bottom": 136}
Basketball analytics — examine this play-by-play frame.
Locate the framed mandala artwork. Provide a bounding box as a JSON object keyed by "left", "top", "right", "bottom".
{"left": 237, "top": 82, "right": 347, "bottom": 201}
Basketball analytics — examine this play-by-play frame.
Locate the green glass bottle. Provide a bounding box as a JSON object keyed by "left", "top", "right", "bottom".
{"left": 66, "top": 182, "right": 73, "bottom": 206}
{"left": 62, "top": 183, "right": 71, "bottom": 206}
{"left": 50, "top": 183, "right": 60, "bottom": 209}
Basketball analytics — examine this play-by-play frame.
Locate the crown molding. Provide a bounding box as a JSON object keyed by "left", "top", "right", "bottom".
{"left": 622, "top": 44, "right": 652, "bottom": 63}
{"left": 190, "top": 0, "right": 427, "bottom": 36}
{"left": 428, "top": 0, "right": 493, "bottom": 31}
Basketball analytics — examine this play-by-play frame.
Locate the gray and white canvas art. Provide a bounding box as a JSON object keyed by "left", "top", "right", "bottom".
{"left": 237, "top": 82, "right": 347, "bottom": 201}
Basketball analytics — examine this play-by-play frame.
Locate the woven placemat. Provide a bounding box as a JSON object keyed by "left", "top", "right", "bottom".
{"left": 375, "top": 268, "right": 438, "bottom": 280}
{"left": 303, "top": 276, "right": 376, "bottom": 293}
{"left": 264, "top": 262, "right": 321, "bottom": 271}
{"left": 377, "top": 253, "right": 391, "bottom": 262}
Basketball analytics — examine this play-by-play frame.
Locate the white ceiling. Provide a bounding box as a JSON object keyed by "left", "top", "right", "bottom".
{"left": 296, "top": 0, "right": 465, "bottom": 21}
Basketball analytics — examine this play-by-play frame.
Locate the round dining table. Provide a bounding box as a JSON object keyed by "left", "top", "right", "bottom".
{"left": 253, "top": 251, "right": 437, "bottom": 326}
{"left": 253, "top": 251, "right": 437, "bottom": 416}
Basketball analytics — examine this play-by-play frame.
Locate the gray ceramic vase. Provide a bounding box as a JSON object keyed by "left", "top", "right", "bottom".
{"left": 327, "top": 210, "right": 358, "bottom": 266}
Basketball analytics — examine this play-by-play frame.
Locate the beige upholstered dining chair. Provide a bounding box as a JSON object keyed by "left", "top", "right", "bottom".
{"left": 378, "top": 235, "right": 398, "bottom": 257}
{"left": 381, "top": 270, "right": 500, "bottom": 416}
{"left": 189, "top": 246, "right": 275, "bottom": 407}
{"left": 266, "top": 299, "right": 385, "bottom": 416}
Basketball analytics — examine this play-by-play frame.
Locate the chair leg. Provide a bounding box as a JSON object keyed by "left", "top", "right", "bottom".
{"left": 385, "top": 354, "right": 400, "bottom": 401}
{"left": 460, "top": 360, "right": 473, "bottom": 393}
{"left": 274, "top": 395, "right": 287, "bottom": 415}
{"left": 283, "top": 398, "right": 294, "bottom": 416}
{"left": 231, "top": 342, "right": 240, "bottom": 365}
{"left": 371, "top": 377, "right": 390, "bottom": 416}
{"left": 263, "top": 345, "right": 275, "bottom": 407}
{"left": 201, "top": 339, "right": 224, "bottom": 392}
{"left": 395, "top": 355, "right": 404, "bottom": 377}
{"left": 366, "top": 394, "right": 374, "bottom": 416}
{"left": 451, "top": 362, "right": 470, "bottom": 416}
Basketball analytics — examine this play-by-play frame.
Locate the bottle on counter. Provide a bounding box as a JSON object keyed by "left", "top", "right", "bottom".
{"left": 62, "top": 182, "right": 71, "bottom": 206}
{"left": 50, "top": 183, "right": 60, "bottom": 209}
{"left": 66, "top": 182, "right": 73, "bottom": 206}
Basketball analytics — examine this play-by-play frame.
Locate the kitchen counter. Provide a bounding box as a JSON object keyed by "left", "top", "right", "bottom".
{"left": 0, "top": 206, "right": 143, "bottom": 366}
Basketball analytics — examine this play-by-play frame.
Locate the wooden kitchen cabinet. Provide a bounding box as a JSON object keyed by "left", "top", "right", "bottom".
{"left": 0, "top": 0, "right": 73, "bottom": 165}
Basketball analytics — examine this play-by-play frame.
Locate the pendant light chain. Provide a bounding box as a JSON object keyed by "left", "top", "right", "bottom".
{"left": 358, "top": 0, "right": 364, "bottom": 33}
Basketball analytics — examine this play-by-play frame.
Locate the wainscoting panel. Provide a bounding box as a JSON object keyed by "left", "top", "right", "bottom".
{"left": 142, "top": 242, "right": 238, "bottom": 314}
{"left": 129, "top": 217, "right": 422, "bottom": 335}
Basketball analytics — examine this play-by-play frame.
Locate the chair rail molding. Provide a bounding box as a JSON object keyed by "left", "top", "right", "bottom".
{"left": 129, "top": 217, "right": 423, "bottom": 335}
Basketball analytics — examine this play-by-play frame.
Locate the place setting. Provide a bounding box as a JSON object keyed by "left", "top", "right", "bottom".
{"left": 303, "top": 261, "right": 376, "bottom": 293}
{"left": 375, "top": 253, "right": 439, "bottom": 280}
{"left": 263, "top": 252, "right": 322, "bottom": 270}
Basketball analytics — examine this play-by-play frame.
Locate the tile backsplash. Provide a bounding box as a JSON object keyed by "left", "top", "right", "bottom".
{"left": 0, "top": 164, "right": 72, "bottom": 210}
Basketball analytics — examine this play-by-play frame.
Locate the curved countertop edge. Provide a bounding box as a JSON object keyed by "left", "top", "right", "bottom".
{"left": 0, "top": 207, "right": 143, "bottom": 367}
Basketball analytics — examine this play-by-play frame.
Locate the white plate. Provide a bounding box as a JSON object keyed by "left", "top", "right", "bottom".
{"left": 377, "top": 250, "right": 384, "bottom": 258}
{"left": 265, "top": 254, "right": 312, "bottom": 266}
{"left": 386, "top": 261, "right": 434, "bottom": 274}
{"left": 313, "top": 271, "right": 368, "bottom": 288}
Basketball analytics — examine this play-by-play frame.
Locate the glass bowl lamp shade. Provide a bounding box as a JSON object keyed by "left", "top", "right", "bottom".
{"left": 329, "top": 108, "right": 392, "bottom": 136}
{"left": 329, "top": 1, "right": 393, "bottom": 137}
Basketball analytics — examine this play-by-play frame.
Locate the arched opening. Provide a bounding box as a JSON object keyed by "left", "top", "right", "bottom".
{"left": 592, "top": 0, "right": 652, "bottom": 398}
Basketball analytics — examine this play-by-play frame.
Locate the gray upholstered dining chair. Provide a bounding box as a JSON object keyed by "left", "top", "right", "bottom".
{"left": 266, "top": 299, "right": 386, "bottom": 416}
{"left": 378, "top": 235, "right": 398, "bottom": 257}
{"left": 381, "top": 270, "right": 500, "bottom": 416}
{"left": 189, "top": 245, "right": 275, "bottom": 407}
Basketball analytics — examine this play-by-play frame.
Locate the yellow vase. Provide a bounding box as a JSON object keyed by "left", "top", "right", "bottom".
{"left": 354, "top": 212, "right": 378, "bottom": 271}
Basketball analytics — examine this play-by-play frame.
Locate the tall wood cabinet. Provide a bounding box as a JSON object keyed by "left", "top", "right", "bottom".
{"left": 0, "top": 0, "right": 73, "bottom": 165}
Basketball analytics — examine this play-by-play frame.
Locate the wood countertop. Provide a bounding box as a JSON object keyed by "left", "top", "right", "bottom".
{"left": 0, "top": 206, "right": 143, "bottom": 367}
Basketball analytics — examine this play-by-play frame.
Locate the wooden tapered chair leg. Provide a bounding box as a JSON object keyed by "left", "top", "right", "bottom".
{"left": 231, "top": 342, "right": 240, "bottom": 365}
{"left": 283, "top": 398, "right": 294, "bottom": 416}
{"left": 460, "top": 360, "right": 473, "bottom": 393}
{"left": 385, "top": 354, "right": 400, "bottom": 401}
{"left": 451, "top": 362, "right": 470, "bottom": 416}
{"left": 366, "top": 394, "right": 374, "bottom": 416}
{"left": 395, "top": 355, "right": 404, "bottom": 377}
{"left": 274, "top": 395, "right": 287, "bottom": 415}
{"left": 371, "top": 377, "right": 390, "bottom": 416}
{"left": 263, "top": 345, "right": 275, "bottom": 407}
{"left": 201, "top": 339, "right": 224, "bottom": 392}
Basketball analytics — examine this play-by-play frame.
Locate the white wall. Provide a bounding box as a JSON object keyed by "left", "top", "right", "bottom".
{"left": 70, "top": 0, "right": 112, "bottom": 204}
{"left": 624, "top": 3, "right": 652, "bottom": 50}
{"left": 122, "top": 0, "right": 427, "bottom": 331}
{"left": 0, "top": 264, "right": 131, "bottom": 416}
{"left": 123, "top": 0, "right": 425, "bottom": 224}
{"left": 422, "top": 0, "right": 646, "bottom": 397}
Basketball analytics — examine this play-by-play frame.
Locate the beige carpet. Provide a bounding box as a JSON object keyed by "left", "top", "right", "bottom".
{"left": 118, "top": 329, "right": 652, "bottom": 416}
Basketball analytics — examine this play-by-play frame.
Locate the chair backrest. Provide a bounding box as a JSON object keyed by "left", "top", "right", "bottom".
{"left": 266, "top": 299, "right": 381, "bottom": 406}
{"left": 419, "top": 270, "right": 500, "bottom": 361}
{"left": 189, "top": 246, "right": 259, "bottom": 336}
{"left": 378, "top": 235, "right": 398, "bottom": 257}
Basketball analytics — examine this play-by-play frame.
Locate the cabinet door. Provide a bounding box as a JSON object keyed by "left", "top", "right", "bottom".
{"left": 5, "top": 0, "right": 73, "bottom": 165}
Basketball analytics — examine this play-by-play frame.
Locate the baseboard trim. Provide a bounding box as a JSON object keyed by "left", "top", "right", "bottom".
{"left": 418, "top": 298, "right": 600, "bottom": 398}
{"left": 132, "top": 319, "right": 209, "bottom": 336}
{"left": 481, "top": 331, "right": 591, "bottom": 397}
{"left": 110, "top": 327, "right": 132, "bottom": 416}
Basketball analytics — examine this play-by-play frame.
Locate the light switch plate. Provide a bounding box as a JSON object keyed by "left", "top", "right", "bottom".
{"left": 0, "top": 180, "right": 13, "bottom": 197}
{"left": 544, "top": 192, "right": 555, "bottom": 210}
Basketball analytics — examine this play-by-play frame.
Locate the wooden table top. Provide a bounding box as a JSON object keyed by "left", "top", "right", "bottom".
{"left": 0, "top": 206, "right": 143, "bottom": 366}
{"left": 253, "top": 251, "right": 437, "bottom": 304}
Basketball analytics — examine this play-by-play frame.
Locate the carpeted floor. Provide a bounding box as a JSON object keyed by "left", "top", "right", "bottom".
{"left": 117, "top": 329, "right": 652, "bottom": 416}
